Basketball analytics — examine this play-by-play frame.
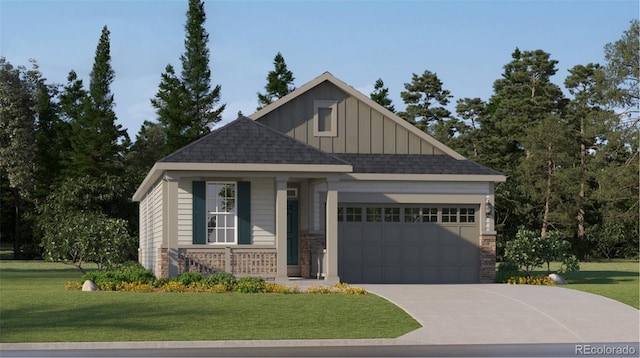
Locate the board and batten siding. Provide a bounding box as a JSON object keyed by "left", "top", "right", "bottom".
{"left": 176, "top": 177, "right": 275, "bottom": 246}
{"left": 256, "top": 80, "right": 445, "bottom": 155}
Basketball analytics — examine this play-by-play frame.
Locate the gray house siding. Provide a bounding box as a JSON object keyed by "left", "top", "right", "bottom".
{"left": 256, "top": 81, "right": 445, "bottom": 156}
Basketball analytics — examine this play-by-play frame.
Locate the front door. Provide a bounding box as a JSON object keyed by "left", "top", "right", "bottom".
{"left": 287, "top": 201, "right": 299, "bottom": 265}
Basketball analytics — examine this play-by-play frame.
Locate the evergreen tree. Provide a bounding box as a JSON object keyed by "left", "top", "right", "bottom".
{"left": 451, "top": 97, "right": 487, "bottom": 158}
{"left": 257, "top": 52, "right": 295, "bottom": 110}
{"left": 152, "top": 0, "right": 225, "bottom": 153}
{"left": 398, "top": 70, "right": 458, "bottom": 142}
{"left": 603, "top": 19, "right": 639, "bottom": 113}
{"left": 370, "top": 78, "right": 395, "bottom": 113}
{"left": 66, "top": 26, "right": 128, "bottom": 177}
{"left": 0, "top": 58, "right": 40, "bottom": 257}
{"left": 125, "top": 121, "right": 166, "bottom": 185}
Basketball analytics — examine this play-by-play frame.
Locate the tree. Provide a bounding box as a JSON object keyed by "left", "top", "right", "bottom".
{"left": 398, "top": 70, "right": 458, "bottom": 142}
{"left": 38, "top": 175, "right": 136, "bottom": 272}
{"left": 451, "top": 97, "right": 487, "bottom": 158}
{"left": 125, "top": 121, "right": 166, "bottom": 185}
{"left": 152, "top": 0, "right": 225, "bottom": 154}
{"left": 369, "top": 78, "right": 395, "bottom": 112}
{"left": 603, "top": 19, "right": 639, "bottom": 113}
{"left": 66, "top": 26, "right": 128, "bottom": 177}
{"left": 257, "top": 52, "right": 295, "bottom": 110}
{"left": 0, "top": 58, "right": 40, "bottom": 258}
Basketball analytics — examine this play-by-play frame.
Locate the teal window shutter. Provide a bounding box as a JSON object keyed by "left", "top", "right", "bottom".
{"left": 237, "top": 181, "right": 251, "bottom": 244}
{"left": 192, "top": 181, "right": 206, "bottom": 244}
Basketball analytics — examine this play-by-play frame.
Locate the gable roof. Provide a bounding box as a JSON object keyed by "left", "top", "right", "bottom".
{"left": 334, "top": 154, "right": 503, "bottom": 176}
{"left": 160, "top": 116, "right": 349, "bottom": 166}
{"left": 249, "top": 71, "right": 465, "bottom": 160}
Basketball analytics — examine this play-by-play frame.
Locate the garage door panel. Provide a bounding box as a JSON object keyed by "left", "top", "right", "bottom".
{"left": 363, "top": 246, "right": 382, "bottom": 264}
{"left": 362, "top": 265, "right": 383, "bottom": 283}
{"left": 421, "top": 226, "right": 440, "bottom": 246}
{"left": 402, "top": 266, "right": 421, "bottom": 283}
{"left": 421, "top": 247, "right": 439, "bottom": 264}
{"left": 421, "top": 266, "right": 439, "bottom": 283}
{"left": 402, "top": 247, "right": 420, "bottom": 264}
{"left": 342, "top": 226, "right": 363, "bottom": 246}
{"left": 441, "top": 246, "right": 459, "bottom": 264}
{"left": 338, "top": 204, "right": 480, "bottom": 284}
{"left": 363, "top": 226, "right": 383, "bottom": 245}
{"left": 384, "top": 266, "right": 402, "bottom": 282}
{"left": 401, "top": 227, "right": 421, "bottom": 246}
{"left": 383, "top": 246, "right": 401, "bottom": 264}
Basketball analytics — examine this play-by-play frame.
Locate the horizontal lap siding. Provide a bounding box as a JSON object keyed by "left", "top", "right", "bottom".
{"left": 177, "top": 179, "right": 192, "bottom": 246}
{"left": 138, "top": 194, "right": 149, "bottom": 268}
{"left": 146, "top": 179, "right": 164, "bottom": 274}
{"left": 338, "top": 181, "right": 492, "bottom": 195}
{"left": 252, "top": 178, "right": 275, "bottom": 245}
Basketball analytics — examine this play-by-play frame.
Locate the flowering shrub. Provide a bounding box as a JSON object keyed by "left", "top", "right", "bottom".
{"left": 161, "top": 281, "right": 187, "bottom": 293}
{"left": 64, "top": 281, "right": 82, "bottom": 290}
{"left": 116, "top": 282, "right": 154, "bottom": 292}
{"left": 265, "top": 283, "right": 300, "bottom": 294}
{"left": 304, "top": 283, "right": 368, "bottom": 294}
{"left": 234, "top": 276, "right": 266, "bottom": 293}
{"left": 506, "top": 275, "right": 554, "bottom": 285}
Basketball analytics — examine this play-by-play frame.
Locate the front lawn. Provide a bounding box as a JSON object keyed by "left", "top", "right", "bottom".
{"left": 0, "top": 261, "right": 420, "bottom": 343}
{"left": 533, "top": 260, "right": 639, "bottom": 309}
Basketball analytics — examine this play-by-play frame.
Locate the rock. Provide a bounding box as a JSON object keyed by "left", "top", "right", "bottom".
{"left": 82, "top": 280, "right": 98, "bottom": 291}
{"left": 548, "top": 273, "right": 567, "bottom": 285}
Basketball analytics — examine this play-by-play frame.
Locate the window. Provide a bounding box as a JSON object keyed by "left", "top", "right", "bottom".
{"left": 313, "top": 100, "right": 338, "bottom": 137}
{"left": 207, "top": 182, "right": 236, "bottom": 244}
{"left": 442, "top": 208, "right": 458, "bottom": 223}
{"left": 337, "top": 207, "right": 344, "bottom": 222}
{"left": 422, "top": 207, "right": 438, "bottom": 222}
{"left": 366, "top": 207, "right": 383, "bottom": 222}
{"left": 460, "top": 208, "right": 475, "bottom": 223}
{"left": 345, "top": 207, "right": 362, "bottom": 222}
{"left": 405, "top": 208, "right": 421, "bottom": 222}
{"left": 384, "top": 208, "right": 400, "bottom": 222}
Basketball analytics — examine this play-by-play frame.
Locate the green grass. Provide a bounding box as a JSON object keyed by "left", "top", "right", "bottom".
{"left": 0, "top": 260, "right": 420, "bottom": 343}
{"left": 533, "top": 260, "right": 639, "bottom": 310}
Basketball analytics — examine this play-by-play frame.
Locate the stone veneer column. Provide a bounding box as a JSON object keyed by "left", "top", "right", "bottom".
{"left": 275, "top": 177, "right": 288, "bottom": 282}
{"left": 324, "top": 179, "right": 339, "bottom": 283}
{"left": 479, "top": 234, "right": 496, "bottom": 283}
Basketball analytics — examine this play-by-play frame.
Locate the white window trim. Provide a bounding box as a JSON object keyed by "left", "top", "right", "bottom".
{"left": 313, "top": 100, "right": 338, "bottom": 137}
{"left": 206, "top": 181, "right": 238, "bottom": 245}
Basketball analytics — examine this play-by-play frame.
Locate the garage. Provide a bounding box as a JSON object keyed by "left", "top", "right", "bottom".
{"left": 338, "top": 205, "right": 480, "bottom": 284}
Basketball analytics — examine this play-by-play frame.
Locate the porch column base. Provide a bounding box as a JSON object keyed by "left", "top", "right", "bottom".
{"left": 480, "top": 233, "right": 497, "bottom": 283}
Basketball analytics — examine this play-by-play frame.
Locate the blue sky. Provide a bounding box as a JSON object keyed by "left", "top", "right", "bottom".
{"left": 1, "top": 0, "right": 637, "bottom": 138}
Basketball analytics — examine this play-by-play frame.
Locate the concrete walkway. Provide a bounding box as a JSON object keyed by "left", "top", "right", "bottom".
{"left": 360, "top": 284, "right": 640, "bottom": 345}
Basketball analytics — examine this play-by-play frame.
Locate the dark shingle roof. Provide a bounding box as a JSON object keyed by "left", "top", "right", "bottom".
{"left": 333, "top": 154, "right": 502, "bottom": 175}
{"left": 159, "top": 116, "right": 350, "bottom": 166}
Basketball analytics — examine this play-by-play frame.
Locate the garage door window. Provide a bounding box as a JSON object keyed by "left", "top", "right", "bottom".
{"left": 442, "top": 208, "right": 458, "bottom": 223}
{"left": 384, "top": 208, "right": 400, "bottom": 222}
{"left": 366, "top": 207, "right": 383, "bottom": 222}
{"left": 345, "top": 207, "right": 362, "bottom": 222}
{"left": 422, "top": 207, "right": 438, "bottom": 222}
{"left": 405, "top": 208, "right": 421, "bottom": 222}
{"left": 460, "top": 208, "right": 475, "bottom": 223}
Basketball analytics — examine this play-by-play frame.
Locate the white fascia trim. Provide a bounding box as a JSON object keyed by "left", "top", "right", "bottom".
{"left": 342, "top": 173, "right": 507, "bottom": 182}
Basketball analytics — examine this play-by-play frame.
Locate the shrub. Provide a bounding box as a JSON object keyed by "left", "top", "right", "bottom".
{"left": 176, "top": 272, "right": 204, "bottom": 286}
{"left": 206, "top": 271, "right": 236, "bottom": 291}
{"left": 116, "top": 282, "right": 154, "bottom": 292}
{"left": 305, "top": 286, "right": 335, "bottom": 294}
{"left": 506, "top": 275, "right": 554, "bottom": 285}
{"left": 265, "top": 283, "right": 299, "bottom": 294}
{"left": 64, "top": 281, "right": 82, "bottom": 290}
{"left": 505, "top": 227, "right": 580, "bottom": 276}
{"left": 116, "top": 262, "right": 156, "bottom": 284}
{"left": 234, "top": 276, "right": 266, "bottom": 293}
{"left": 496, "top": 262, "right": 522, "bottom": 283}
{"left": 333, "top": 282, "right": 368, "bottom": 295}
{"left": 161, "top": 281, "right": 187, "bottom": 293}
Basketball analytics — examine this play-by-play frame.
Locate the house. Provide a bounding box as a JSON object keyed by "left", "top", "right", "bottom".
{"left": 132, "top": 72, "right": 506, "bottom": 284}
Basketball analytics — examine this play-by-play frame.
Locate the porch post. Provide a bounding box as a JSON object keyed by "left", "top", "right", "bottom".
{"left": 275, "top": 177, "right": 288, "bottom": 282}
{"left": 324, "top": 178, "right": 340, "bottom": 283}
{"left": 163, "top": 175, "right": 180, "bottom": 277}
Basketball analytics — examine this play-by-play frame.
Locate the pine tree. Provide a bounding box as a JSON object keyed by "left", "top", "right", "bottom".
{"left": 398, "top": 70, "right": 458, "bottom": 142}
{"left": 257, "top": 52, "right": 295, "bottom": 110}
{"left": 66, "top": 26, "right": 128, "bottom": 177}
{"left": 370, "top": 78, "right": 395, "bottom": 113}
{"left": 152, "top": 0, "right": 225, "bottom": 153}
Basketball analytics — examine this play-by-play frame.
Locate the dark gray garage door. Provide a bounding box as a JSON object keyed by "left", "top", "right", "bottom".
{"left": 338, "top": 205, "right": 480, "bottom": 284}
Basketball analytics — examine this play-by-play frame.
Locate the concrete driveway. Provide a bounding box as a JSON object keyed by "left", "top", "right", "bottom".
{"left": 360, "top": 284, "right": 640, "bottom": 345}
